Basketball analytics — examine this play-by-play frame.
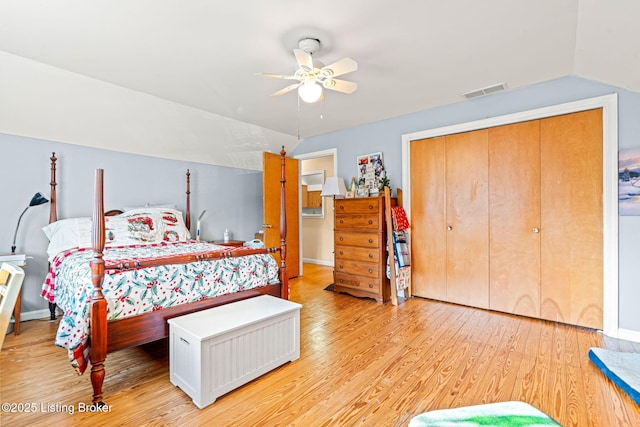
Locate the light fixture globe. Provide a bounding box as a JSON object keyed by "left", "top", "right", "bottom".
{"left": 298, "top": 82, "right": 322, "bottom": 103}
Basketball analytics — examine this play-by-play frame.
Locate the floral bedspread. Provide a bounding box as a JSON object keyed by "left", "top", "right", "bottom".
{"left": 41, "top": 241, "right": 279, "bottom": 374}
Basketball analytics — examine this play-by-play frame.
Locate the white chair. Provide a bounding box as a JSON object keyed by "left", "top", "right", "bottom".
{"left": 0, "top": 263, "right": 25, "bottom": 350}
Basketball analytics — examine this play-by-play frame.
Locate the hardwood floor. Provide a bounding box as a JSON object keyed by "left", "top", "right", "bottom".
{"left": 1, "top": 263, "right": 639, "bottom": 426}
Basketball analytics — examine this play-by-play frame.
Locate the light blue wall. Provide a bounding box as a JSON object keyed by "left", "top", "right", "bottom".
{"left": 0, "top": 134, "right": 263, "bottom": 314}
{"left": 294, "top": 76, "right": 640, "bottom": 334}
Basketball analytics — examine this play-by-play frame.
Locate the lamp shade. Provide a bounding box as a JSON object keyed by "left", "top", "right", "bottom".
{"left": 320, "top": 176, "right": 347, "bottom": 198}
{"left": 298, "top": 82, "right": 323, "bottom": 103}
{"left": 29, "top": 192, "right": 49, "bottom": 207}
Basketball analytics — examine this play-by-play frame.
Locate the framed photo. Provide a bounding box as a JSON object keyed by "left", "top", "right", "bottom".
{"left": 345, "top": 191, "right": 355, "bottom": 198}
{"left": 619, "top": 148, "right": 640, "bottom": 215}
{"left": 357, "top": 152, "right": 385, "bottom": 195}
{"left": 356, "top": 187, "right": 369, "bottom": 198}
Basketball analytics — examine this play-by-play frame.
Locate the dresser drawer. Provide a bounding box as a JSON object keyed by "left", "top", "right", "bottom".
{"left": 335, "top": 259, "right": 379, "bottom": 278}
{"left": 335, "top": 245, "right": 380, "bottom": 263}
{"left": 335, "top": 231, "right": 379, "bottom": 248}
{"left": 335, "top": 272, "right": 381, "bottom": 294}
{"left": 335, "top": 214, "right": 380, "bottom": 230}
{"left": 335, "top": 198, "right": 380, "bottom": 214}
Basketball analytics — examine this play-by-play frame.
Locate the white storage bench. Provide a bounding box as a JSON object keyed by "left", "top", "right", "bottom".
{"left": 168, "top": 295, "right": 302, "bottom": 409}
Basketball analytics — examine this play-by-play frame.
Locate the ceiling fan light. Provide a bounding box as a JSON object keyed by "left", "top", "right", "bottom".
{"left": 298, "top": 82, "right": 323, "bottom": 103}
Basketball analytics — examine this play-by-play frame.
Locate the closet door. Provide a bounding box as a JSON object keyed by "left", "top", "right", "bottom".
{"left": 410, "top": 136, "right": 447, "bottom": 300}
{"left": 445, "top": 130, "right": 489, "bottom": 308}
{"left": 539, "top": 109, "right": 603, "bottom": 329}
{"left": 488, "top": 120, "right": 541, "bottom": 317}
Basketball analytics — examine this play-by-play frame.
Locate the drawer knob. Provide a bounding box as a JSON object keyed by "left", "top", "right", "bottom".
{"left": 339, "top": 265, "right": 344, "bottom": 269}
{"left": 339, "top": 206, "right": 344, "bottom": 210}
{"left": 368, "top": 205, "right": 373, "bottom": 209}
{"left": 368, "top": 239, "right": 373, "bottom": 243}
{"left": 339, "top": 250, "right": 344, "bottom": 255}
{"left": 368, "top": 283, "right": 373, "bottom": 288}
{"left": 368, "top": 268, "right": 373, "bottom": 273}
{"left": 368, "top": 220, "right": 373, "bottom": 224}
{"left": 340, "top": 237, "right": 344, "bottom": 241}
{"left": 368, "top": 253, "right": 373, "bottom": 258}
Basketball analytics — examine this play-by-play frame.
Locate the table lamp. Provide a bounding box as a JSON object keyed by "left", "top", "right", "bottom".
{"left": 12, "top": 192, "right": 49, "bottom": 254}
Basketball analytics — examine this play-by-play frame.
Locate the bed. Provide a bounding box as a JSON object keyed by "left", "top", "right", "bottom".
{"left": 41, "top": 149, "right": 290, "bottom": 406}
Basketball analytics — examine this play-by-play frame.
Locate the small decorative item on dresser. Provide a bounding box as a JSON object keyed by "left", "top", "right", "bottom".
{"left": 355, "top": 187, "right": 369, "bottom": 198}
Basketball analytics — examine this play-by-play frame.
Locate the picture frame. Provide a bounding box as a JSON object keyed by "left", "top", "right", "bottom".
{"left": 619, "top": 148, "right": 640, "bottom": 215}
{"left": 356, "top": 187, "right": 369, "bottom": 198}
{"left": 357, "top": 152, "right": 385, "bottom": 195}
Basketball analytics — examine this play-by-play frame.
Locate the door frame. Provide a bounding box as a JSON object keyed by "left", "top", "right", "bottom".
{"left": 294, "top": 148, "right": 338, "bottom": 274}
{"left": 401, "top": 94, "right": 618, "bottom": 338}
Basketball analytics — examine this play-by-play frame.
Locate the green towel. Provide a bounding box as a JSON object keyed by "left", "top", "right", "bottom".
{"left": 409, "top": 401, "right": 560, "bottom": 426}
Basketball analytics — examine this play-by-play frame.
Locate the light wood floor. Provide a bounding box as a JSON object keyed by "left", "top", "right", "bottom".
{"left": 2, "top": 263, "right": 639, "bottom": 426}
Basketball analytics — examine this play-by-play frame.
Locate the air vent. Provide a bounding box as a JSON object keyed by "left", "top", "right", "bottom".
{"left": 463, "top": 82, "right": 507, "bottom": 99}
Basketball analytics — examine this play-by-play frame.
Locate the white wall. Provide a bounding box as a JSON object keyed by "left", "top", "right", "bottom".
{"left": 0, "top": 51, "right": 297, "bottom": 171}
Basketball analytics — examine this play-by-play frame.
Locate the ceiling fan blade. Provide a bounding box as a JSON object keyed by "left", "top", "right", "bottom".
{"left": 293, "top": 49, "right": 314, "bottom": 72}
{"left": 256, "top": 72, "right": 298, "bottom": 80}
{"left": 322, "top": 79, "right": 358, "bottom": 94}
{"left": 271, "top": 82, "right": 301, "bottom": 97}
{"left": 320, "top": 57, "right": 358, "bottom": 78}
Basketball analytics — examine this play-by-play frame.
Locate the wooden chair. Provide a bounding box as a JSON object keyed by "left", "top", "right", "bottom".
{"left": 0, "top": 263, "right": 25, "bottom": 350}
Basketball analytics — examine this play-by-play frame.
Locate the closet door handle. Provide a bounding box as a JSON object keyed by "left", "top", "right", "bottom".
{"left": 532, "top": 227, "right": 540, "bottom": 233}
{"left": 447, "top": 225, "right": 453, "bottom": 231}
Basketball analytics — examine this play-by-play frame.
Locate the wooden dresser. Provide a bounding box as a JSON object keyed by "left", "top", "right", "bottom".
{"left": 333, "top": 196, "right": 394, "bottom": 303}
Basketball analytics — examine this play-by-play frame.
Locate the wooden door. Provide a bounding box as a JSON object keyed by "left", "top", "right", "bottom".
{"left": 539, "top": 109, "right": 603, "bottom": 329}
{"left": 410, "top": 136, "right": 447, "bottom": 300}
{"left": 488, "top": 120, "right": 541, "bottom": 317}
{"left": 263, "top": 151, "right": 300, "bottom": 278}
{"left": 445, "top": 130, "right": 490, "bottom": 308}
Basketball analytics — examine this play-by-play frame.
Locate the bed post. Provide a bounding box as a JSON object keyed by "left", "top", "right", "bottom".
{"left": 280, "top": 147, "right": 289, "bottom": 299}
{"left": 185, "top": 169, "right": 191, "bottom": 231}
{"left": 48, "top": 153, "right": 58, "bottom": 320}
{"left": 90, "top": 169, "right": 108, "bottom": 406}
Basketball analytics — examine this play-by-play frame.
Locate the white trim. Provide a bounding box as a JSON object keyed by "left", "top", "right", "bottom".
{"left": 15, "top": 308, "right": 56, "bottom": 322}
{"left": 402, "top": 94, "right": 619, "bottom": 337}
{"left": 294, "top": 148, "right": 338, "bottom": 173}
{"left": 618, "top": 328, "right": 640, "bottom": 344}
{"left": 302, "top": 258, "right": 334, "bottom": 267}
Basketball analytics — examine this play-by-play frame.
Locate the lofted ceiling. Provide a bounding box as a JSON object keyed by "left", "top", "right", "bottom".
{"left": 0, "top": 0, "right": 639, "bottom": 166}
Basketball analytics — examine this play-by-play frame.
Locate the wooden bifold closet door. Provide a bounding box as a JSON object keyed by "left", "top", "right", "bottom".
{"left": 410, "top": 109, "right": 603, "bottom": 329}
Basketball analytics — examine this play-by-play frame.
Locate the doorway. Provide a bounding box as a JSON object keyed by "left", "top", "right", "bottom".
{"left": 295, "top": 149, "right": 338, "bottom": 275}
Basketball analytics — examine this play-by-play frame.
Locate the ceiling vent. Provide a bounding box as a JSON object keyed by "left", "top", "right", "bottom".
{"left": 463, "top": 82, "right": 507, "bottom": 99}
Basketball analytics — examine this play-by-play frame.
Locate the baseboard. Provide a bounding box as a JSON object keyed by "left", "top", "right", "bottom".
{"left": 618, "top": 328, "right": 640, "bottom": 343}
{"left": 302, "top": 258, "right": 334, "bottom": 267}
{"left": 16, "top": 308, "right": 56, "bottom": 322}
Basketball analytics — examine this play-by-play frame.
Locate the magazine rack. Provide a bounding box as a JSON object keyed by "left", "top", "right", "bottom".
{"left": 384, "top": 186, "right": 411, "bottom": 306}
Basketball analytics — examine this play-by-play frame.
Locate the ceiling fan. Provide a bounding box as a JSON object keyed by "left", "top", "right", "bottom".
{"left": 257, "top": 38, "right": 358, "bottom": 104}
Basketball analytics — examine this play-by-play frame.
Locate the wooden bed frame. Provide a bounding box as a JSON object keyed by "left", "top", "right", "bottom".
{"left": 47, "top": 148, "right": 289, "bottom": 406}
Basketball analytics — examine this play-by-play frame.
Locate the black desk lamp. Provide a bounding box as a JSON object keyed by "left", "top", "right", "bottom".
{"left": 12, "top": 192, "right": 49, "bottom": 254}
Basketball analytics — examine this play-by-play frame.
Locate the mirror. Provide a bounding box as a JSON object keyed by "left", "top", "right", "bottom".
{"left": 301, "top": 170, "right": 324, "bottom": 218}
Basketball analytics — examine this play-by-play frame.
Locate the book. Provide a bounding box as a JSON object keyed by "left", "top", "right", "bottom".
{"left": 0, "top": 253, "right": 27, "bottom": 266}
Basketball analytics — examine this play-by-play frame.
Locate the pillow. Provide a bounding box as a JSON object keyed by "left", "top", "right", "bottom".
{"left": 117, "top": 208, "right": 191, "bottom": 243}
{"left": 105, "top": 213, "right": 163, "bottom": 246}
{"left": 42, "top": 218, "right": 91, "bottom": 260}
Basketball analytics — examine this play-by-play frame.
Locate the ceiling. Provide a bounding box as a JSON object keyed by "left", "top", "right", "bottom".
{"left": 1, "top": 0, "right": 639, "bottom": 163}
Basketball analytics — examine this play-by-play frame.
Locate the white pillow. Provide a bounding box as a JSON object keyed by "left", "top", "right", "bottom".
{"left": 42, "top": 218, "right": 91, "bottom": 261}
